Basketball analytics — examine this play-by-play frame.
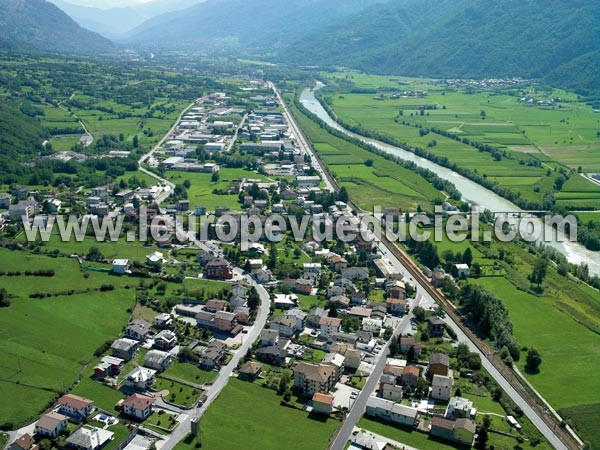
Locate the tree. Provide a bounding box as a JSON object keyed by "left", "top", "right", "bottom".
{"left": 328, "top": 304, "right": 338, "bottom": 318}
{"left": 183, "top": 179, "right": 191, "bottom": 189}
{"left": 132, "top": 135, "right": 139, "bottom": 148}
{"left": 462, "top": 248, "right": 473, "bottom": 265}
{"left": 211, "top": 171, "right": 220, "bottom": 182}
{"left": 526, "top": 347, "right": 542, "bottom": 373}
{"left": 87, "top": 246, "right": 104, "bottom": 261}
{"left": 0, "top": 288, "right": 10, "bottom": 307}
{"left": 475, "top": 425, "right": 489, "bottom": 450}
{"left": 412, "top": 306, "right": 426, "bottom": 322}
{"left": 529, "top": 259, "right": 548, "bottom": 287}
{"left": 338, "top": 187, "right": 349, "bottom": 203}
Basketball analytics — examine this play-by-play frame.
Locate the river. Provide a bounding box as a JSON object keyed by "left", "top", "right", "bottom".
{"left": 300, "top": 83, "right": 600, "bottom": 276}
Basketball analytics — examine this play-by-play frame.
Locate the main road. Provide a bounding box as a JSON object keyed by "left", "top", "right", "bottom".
{"left": 157, "top": 268, "right": 271, "bottom": 450}
{"left": 137, "top": 102, "right": 196, "bottom": 205}
{"left": 270, "top": 82, "right": 336, "bottom": 193}
{"left": 330, "top": 296, "right": 423, "bottom": 450}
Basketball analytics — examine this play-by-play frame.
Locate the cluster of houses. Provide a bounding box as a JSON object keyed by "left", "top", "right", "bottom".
{"left": 10, "top": 392, "right": 158, "bottom": 450}
{"left": 360, "top": 351, "right": 478, "bottom": 446}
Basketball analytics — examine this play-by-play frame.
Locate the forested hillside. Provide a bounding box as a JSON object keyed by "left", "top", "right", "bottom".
{"left": 0, "top": 0, "right": 114, "bottom": 54}
{"left": 285, "top": 0, "right": 600, "bottom": 93}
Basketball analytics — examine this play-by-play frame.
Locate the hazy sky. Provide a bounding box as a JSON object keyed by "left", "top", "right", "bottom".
{"left": 64, "top": 0, "right": 154, "bottom": 8}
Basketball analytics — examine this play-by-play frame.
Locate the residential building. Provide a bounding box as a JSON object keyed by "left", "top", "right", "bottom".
{"left": 329, "top": 295, "right": 350, "bottom": 309}
{"left": 93, "top": 356, "right": 124, "bottom": 379}
{"left": 214, "top": 311, "right": 239, "bottom": 334}
{"left": 381, "top": 382, "right": 403, "bottom": 402}
{"left": 386, "top": 298, "right": 408, "bottom": 316}
{"left": 238, "top": 361, "right": 263, "bottom": 381}
{"left": 341, "top": 267, "right": 369, "bottom": 281}
{"left": 204, "top": 258, "right": 233, "bottom": 279}
{"left": 365, "top": 396, "right": 419, "bottom": 427}
{"left": 154, "top": 330, "right": 178, "bottom": 350}
{"left": 385, "top": 280, "right": 406, "bottom": 299}
{"left": 35, "top": 413, "right": 69, "bottom": 438}
{"left": 255, "top": 339, "right": 289, "bottom": 366}
{"left": 205, "top": 299, "right": 227, "bottom": 313}
{"left": 344, "top": 349, "right": 362, "bottom": 370}
{"left": 112, "top": 259, "right": 130, "bottom": 275}
{"left": 446, "top": 396, "right": 476, "bottom": 420}
{"left": 430, "top": 417, "right": 476, "bottom": 446}
{"left": 295, "top": 279, "right": 313, "bottom": 295}
{"left": 429, "top": 353, "right": 450, "bottom": 377}
{"left": 319, "top": 316, "right": 342, "bottom": 338}
{"left": 9, "top": 434, "right": 37, "bottom": 450}
{"left": 195, "top": 311, "right": 216, "bottom": 329}
{"left": 431, "top": 373, "right": 454, "bottom": 402}
{"left": 124, "top": 367, "right": 156, "bottom": 391}
{"left": 66, "top": 426, "right": 114, "bottom": 450}
{"left": 155, "top": 313, "right": 173, "bottom": 329}
{"left": 121, "top": 393, "right": 155, "bottom": 420}
{"left": 400, "top": 365, "right": 420, "bottom": 389}
{"left": 293, "top": 362, "right": 336, "bottom": 395}
{"left": 322, "top": 353, "right": 345, "bottom": 379}
{"left": 58, "top": 394, "right": 94, "bottom": 420}
{"left": 312, "top": 393, "right": 334, "bottom": 415}
{"left": 125, "top": 319, "right": 152, "bottom": 341}
{"left": 307, "top": 307, "right": 327, "bottom": 327}
{"left": 399, "top": 337, "right": 422, "bottom": 358}
{"left": 270, "top": 316, "right": 297, "bottom": 338}
{"left": 428, "top": 317, "right": 445, "bottom": 337}
{"left": 201, "top": 340, "right": 226, "bottom": 369}
{"left": 455, "top": 263, "right": 471, "bottom": 278}
{"left": 143, "top": 350, "right": 172, "bottom": 372}
{"left": 362, "top": 318, "right": 383, "bottom": 333}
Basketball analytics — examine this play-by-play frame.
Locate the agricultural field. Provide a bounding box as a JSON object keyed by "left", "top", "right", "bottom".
{"left": 0, "top": 250, "right": 135, "bottom": 426}
{"left": 322, "top": 72, "right": 600, "bottom": 210}
{"left": 289, "top": 97, "right": 445, "bottom": 212}
{"left": 175, "top": 378, "right": 339, "bottom": 450}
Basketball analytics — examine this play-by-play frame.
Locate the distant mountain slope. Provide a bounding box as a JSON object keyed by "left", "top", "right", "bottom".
{"left": 126, "top": 0, "right": 384, "bottom": 50}
{"left": 50, "top": 0, "right": 205, "bottom": 38}
{"left": 0, "top": 0, "right": 115, "bottom": 54}
{"left": 285, "top": 0, "right": 600, "bottom": 93}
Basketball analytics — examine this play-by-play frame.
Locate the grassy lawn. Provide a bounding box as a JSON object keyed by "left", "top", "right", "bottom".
{"left": 145, "top": 411, "right": 179, "bottom": 432}
{"left": 0, "top": 250, "right": 134, "bottom": 426}
{"left": 166, "top": 168, "right": 268, "bottom": 212}
{"left": 71, "top": 378, "right": 125, "bottom": 415}
{"left": 155, "top": 378, "right": 201, "bottom": 408}
{"left": 99, "top": 422, "right": 131, "bottom": 450}
{"left": 165, "top": 361, "right": 218, "bottom": 385}
{"left": 180, "top": 378, "right": 339, "bottom": 450}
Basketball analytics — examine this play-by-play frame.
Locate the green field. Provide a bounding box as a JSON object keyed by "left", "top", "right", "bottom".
{"left": 289, "top": 97, "right": 444, "bottom": 212}
{"left": 322, "top": 72, "right": 600, "bottom": 210}
{"left": 0, "top": 250, "right": 135, "bottom": 426}
{"left": 178, "top": 378, "right": 339, "bottom": 450}
{"left": 155, "top": 378, "right": 201, "bottom": 408}
{"left": 166, "top": 168, "right": 269, "bottom": 211}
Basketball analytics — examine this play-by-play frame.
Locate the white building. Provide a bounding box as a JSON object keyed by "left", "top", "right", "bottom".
{"left": 365, "top": 396, "right": 419, "bottom": 427}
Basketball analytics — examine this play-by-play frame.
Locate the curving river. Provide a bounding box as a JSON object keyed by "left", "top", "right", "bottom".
{"left": 300, "top": 83, "right": 600, "bottom": 276}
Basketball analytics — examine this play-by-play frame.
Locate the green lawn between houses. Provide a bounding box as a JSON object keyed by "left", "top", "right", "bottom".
{"left": 174, "top": 378, "right": 339, "bottom": 450}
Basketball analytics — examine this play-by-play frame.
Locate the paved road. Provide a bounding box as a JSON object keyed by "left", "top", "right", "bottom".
{"left": 157, "top": 268, "right": 271, "bottom": 450}
{"left": 138, "top": 102, "right": 196, "bottom": 205}
{"left": 270, "top": 82, "right": 336, "bottom": 193}
{"left": 330, "top": 297, "right": 422, "bottom": 450}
